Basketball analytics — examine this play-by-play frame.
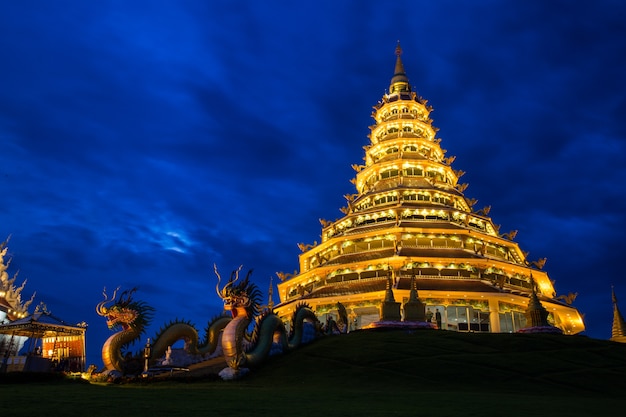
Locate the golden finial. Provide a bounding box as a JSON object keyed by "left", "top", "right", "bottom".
{"left": 390, "top": 41, "right": 409, "bottom": 93}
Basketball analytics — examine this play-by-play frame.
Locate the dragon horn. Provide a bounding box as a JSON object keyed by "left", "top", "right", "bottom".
{"left": 96, "top": 286, "right": 119, "bottom": 316}
{"left": 231, "top": 265, "right": 243, "bottom": 285}
{"left": 214, "top": 264, "right": 224, "bottom": 298}
{"left": 223, "top": 266, "right": 243, "bottom": 295}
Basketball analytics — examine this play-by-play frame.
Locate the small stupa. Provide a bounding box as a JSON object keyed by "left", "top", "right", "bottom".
{"left": 403, "top": 276, "right": 426, "bottom": 322}
{"left": 517, "top": 277, "right": 562, "bottom": 334}
{"left": 610, "top": 287, "right": 626, "bottom": 343}
{"left": 364, "top": 273, "right": 435, "bottom": 330}
{"left": 380, "top": 274, "right": 401, "bottom": 322}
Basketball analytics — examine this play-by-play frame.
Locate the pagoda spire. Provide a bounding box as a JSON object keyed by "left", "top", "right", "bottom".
{"left": 267, "top": 277, "right": 275, "bottom": 311}
{"left": 389, "top": 41, "right": 411, "bottom": 94}
{"left": 384, "top": 273, "right": 396, "bottom": 303}
{"left": 611, "top": 286, "right": 626, "bottom": 342}
{"left": 408, "top": 275, "right": 419, "bottom": 303}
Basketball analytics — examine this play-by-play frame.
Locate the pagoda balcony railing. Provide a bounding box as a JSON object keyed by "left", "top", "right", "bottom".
{"left": 375, "top": 131, "right": 423, "bottom": 142}
{"left": 343, "top": 220, "right": 397, "bottom": 235}
{"left": 402, "top": 242, "right": 463, "bottom": 249}
{"left": 311, "top": 247, "right": 394, "bottom": 269}
{"left": 380, "top": 113, "right": 419, "bottom": 122}
{"left": 354, "top": 197, "right": 456, "bottom": 213}
{"left": 395, "top": 273, "right": 478, "bottom": 281}
{"left": 373, "top": 151, "right": 429, "bottom": 164}
{"left": 285, "top": 274, "right": 484, "bottom": 300}
{"left": 313, "top": 240, "right": 514, "bottom": 271}
{"left": 286, "top": 271, "right": 533, "bottom": 301}
{"left": 368, "top": 176, "right": 451, "bottom": 191}
{"left": 331, "top": 216, "right": 492, "bottom": 241}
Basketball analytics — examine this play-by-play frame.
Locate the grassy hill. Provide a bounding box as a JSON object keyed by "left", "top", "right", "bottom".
{"left": 2, "top": 329, "right": 625, "bottom": 417}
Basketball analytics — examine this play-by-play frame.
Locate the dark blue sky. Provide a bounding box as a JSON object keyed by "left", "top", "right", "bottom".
{"left": 1, "top": 1, "right": 625, "bottom": 366}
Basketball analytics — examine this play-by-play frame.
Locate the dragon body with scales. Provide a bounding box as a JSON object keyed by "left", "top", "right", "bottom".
{"left": 97, "top": 266, "right": 320, "bottom": 375}
{"left": 96, "top": 287, "right": 230, "bottom": 373}
{"left": 214, "top": 265, "right": 320, "bottom": 373}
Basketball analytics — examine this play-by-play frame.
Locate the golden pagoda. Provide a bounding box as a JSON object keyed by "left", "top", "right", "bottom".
{"left": 274, "top": 45, "right": 584, "bottom": 335}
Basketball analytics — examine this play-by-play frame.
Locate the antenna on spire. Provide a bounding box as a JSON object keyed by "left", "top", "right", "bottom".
{"left": 267, "top": 276, "right": 274, "bottom": 311}
{"left": 395, "top": 40, "right": 402, "bottom": 56}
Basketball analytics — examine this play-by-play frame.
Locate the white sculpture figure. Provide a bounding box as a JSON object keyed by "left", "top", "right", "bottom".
{"left": 163, "top": 346, "right": 172, "bottom": 365}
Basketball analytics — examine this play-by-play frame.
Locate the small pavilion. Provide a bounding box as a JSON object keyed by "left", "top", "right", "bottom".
{"left": 0, "top": 305, "right": 87, "bottom": 373}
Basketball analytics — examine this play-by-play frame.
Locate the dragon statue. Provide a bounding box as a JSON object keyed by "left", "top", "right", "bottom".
{"left": 97, "top": 265, "right": 321, "bottom": 377}
{"left": 214, "top": 265, "right": 320, "bottom": 375}
{"left": 96, "top": 287, "right": 230, "bottom": 374}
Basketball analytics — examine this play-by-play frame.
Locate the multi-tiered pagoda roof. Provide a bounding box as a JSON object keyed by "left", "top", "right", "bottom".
{"left": 274, "top": 45, "right": 584, "bottom": 335}
{"left": 0, "top": 240, "right": 34, "bottom": 322}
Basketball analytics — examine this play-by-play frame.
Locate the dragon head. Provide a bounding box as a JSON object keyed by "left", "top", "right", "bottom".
{"left": 214, "top": 264, "right": 262, "bottom": 319}
{"left": 96, "top": 287, "right": 154, "bottom": 332}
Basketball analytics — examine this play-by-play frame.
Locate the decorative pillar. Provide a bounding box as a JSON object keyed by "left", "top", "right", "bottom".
{"left": 488, "top": 298, "right": 501, "bottom": 333}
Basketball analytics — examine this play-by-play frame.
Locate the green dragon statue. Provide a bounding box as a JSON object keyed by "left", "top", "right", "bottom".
{"left": 215, "top": 265, "right": 320, "bottom": 374}
{"left": 96, "top": 287, "right": 230, "bottom": 373}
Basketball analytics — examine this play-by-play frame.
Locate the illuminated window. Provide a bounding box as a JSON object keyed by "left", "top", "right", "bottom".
{"left": 499, "top": 311, "right": 527, "bottom": 333}
{"left": 444, "top": 306, "right": 490, "bottom": 332}
{"left": 380, "top": 169, "right": 399, "bottom": 179}
{"left": 427, "top": 170, "right": 444, "bottom": 182}
{"left": 404, "top": 167, "right": 423, "bottom": 176}
{"left": 386, "top": 147, "right": 399, "bottom": 154}
{"left": 374, "top": 194, "right": 398, "bottom": 205}
{"left": 433, "top": 195, "right": 450, "bottom": 205}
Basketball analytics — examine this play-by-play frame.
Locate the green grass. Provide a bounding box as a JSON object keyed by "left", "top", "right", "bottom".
{"left": 1, "top": 330, "right": 625, "bottom": 417}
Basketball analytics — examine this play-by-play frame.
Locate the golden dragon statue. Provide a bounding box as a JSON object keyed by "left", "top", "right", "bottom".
{"left": 215, "top": 265, "right": 320, "bottom": 376}
{"left": 96, "top": 287, "right": 230, "bottom": 374}
{"left": 97, "top": 266, "right": 321, "bottom": 377}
